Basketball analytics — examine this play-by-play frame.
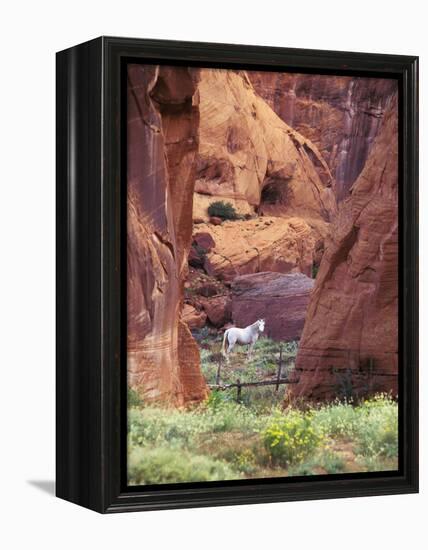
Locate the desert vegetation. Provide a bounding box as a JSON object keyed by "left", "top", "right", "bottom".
{"left": 127, "top": 64, "right": 399, "bottom": 486}
{"left": 128, "top": 331, "right": 398, "bottom": 485}
{"left": 207, "top": 200, "right": 239, "bottom": 221}
{"left": 128, "top": 391, "right": 398, "bottom": 485}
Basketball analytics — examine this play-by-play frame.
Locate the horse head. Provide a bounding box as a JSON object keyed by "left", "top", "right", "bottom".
{"left": 258, "top": 319, "right": 265, "bottom": 332}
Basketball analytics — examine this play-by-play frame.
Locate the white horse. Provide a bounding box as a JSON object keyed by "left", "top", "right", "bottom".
{"left": 221, "top": 319, "right": 265, "bottom": 361}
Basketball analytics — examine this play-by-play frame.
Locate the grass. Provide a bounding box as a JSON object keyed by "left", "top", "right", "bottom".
{"left": 127, "top": 332, "right": 397, "bottom": 486}
{"left": 128, "top": 394, "right": 398, "bottom": 485}
{"left": 129, "top": 446, "right": 238, "bottom": 485}
{"left": 195, "top": 330, "right": 297, "bottom": 410}
{"left": 311, "top": 394, "right": 399, "bottom": 459}
{"left": 288, "top": 450, "right": 346, "bottom": 476}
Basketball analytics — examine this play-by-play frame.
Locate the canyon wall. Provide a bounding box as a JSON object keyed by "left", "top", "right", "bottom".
{"left": 196, "top": 216, "right": 315, "bottom": 282}
{"left": 232, "top": 272, "right": 314, "bottom": 342}
{"left": 288, "top": 96, "right": 398, "bottom": 401}
{"left": 127, "top": 64, "right": 398, "bottom": 405}
{"left": 127, "top": 66, "right": 339, "bottom": 405}
{"left": 194, "top": 69, "right": 336, "bottom": 238}
{"left": 182, "top": 69, "right": 343, "bottom": 342}
{"left": 127, "top": 64, "right": 208, "bottom": 405}
{"left": 249, "top": 72, "right": 397, "bottom": 201}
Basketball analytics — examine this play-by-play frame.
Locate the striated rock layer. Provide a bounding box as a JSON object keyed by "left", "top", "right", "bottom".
{"left": 127, "top": 64, "right": 208, "bottom": 405}
{"left": 249, "top": 72, "right": 397, "bottom": 201}
{"left": 232, "top": 272, "right": 314, "bottom": 342}
{"left": 197, "top": 216, "right": 316, "bottom": 282}
{"left": 193, "top": 69, "right": 336, "bottom": 235}
{"left": 288, "top": 96, "right": 399, "bottom": 401}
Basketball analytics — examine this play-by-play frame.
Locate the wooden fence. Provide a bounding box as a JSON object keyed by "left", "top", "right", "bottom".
{"left": 208, "top": 344, "right": 299, "bottom": 402}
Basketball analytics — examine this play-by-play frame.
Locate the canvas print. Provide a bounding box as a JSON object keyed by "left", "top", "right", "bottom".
{"left": 127, "top": 64, "right": 398, "bottom": 486}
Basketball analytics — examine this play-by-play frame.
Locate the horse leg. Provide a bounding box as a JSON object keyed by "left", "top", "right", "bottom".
{"left": 247, "top": 342, "right": 255, "bottom": 361}
{"left": 226, "top": 342, "right": 235, "bottom": 363}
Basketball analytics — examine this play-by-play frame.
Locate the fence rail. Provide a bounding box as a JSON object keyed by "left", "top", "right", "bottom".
{"left": 208, "top": 343, "right": 299, "bottom": 402}
{"left": 208, "top": 376, "right": 299, "bottom": 402}
{"left": 208, "top": 378, "right": 298, "bottom": 390}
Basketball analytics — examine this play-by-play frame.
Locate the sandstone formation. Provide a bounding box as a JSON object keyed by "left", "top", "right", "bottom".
{"left": 232, "top": 272, "right": 314, "bottom": 342}
{"left": 127, "top": 64, "right": 208, "bottom": 405}
{"left": 193, "top": 231, "right": 216, "bottom": 252}
{"left": 197, "top": 216, "right": 316, "bottom": 282}
{"left": 248, "top": 72, "right": 397, "bottom": 200}
{"left": 127, "top": 63, "right": 398, "bottom": 406}
{"left": 182, "top": 304, "right": 207, "bottom": 330}
{"left": 183, "top": 267, "right": 231, "bottom": 330}
{"left": 200, "top": 295, "right": 232, "bottom": 327}
{"left": 288, "top": 96, "right": 399, "bottom": 401}
{"left": 193, "top": 69, "right": 336, "bottom": 234}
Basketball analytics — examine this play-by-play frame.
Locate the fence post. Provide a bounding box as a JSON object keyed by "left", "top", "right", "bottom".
{"left": 236, "top": 378, "right": 242, "bottom": 403}
{"left": 216, "top": 361, "right": 222, "bottom": 386}
{"left": 368, "top": 357, "right": 374, "bottom": 393}
{"left": 276, "top": 345, "right": 283, "bottom": 391}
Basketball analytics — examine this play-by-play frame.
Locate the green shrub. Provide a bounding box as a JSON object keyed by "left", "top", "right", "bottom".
{"left": 208, "top": 403, "right": 260, "bottom": 433}
{"left": 233, "top": 449, "right": 257, "bottom": 474}
{"left": 282, "top": 341, "right": 299, "bottom": 356}
{"left": 353, "top": 395, "right": 398, "bottom": 458}
{"left": 128, "top": 402, "right": 264, "bottom": 449}
{"left": 332, "top": 367, "right": 356, "bottom": 401}
{"left": 200, "top": 358, "right": 218, "bottom": 385}
{"left": 311, "top": 264, "right": 319, "bottom": 279}
{"left": 357, "top": 454, "right": 395, "bottom": 472}
{"left": 192, "top": 326, "right": 211, "bottom": 344}
{"left": 255, "top": 337, "right": 278, "bottom": 351}
{"left": 312, "top": 400, "right": 360, "bottom": 438}
{"left": 312, "top": 394, "right": 398, "bottom": 460}
{"left": 263, "top": 410, "right": 324, "bottom": 466}
{"left": 208, "top": 201, "right": 238, "bottom": 220}
{"left": 319, "top": 451, "right": 347, "bottom": 474}
{"left": 128, "top": 387, "right": 143, "bottom": 407}
{"left": 128, "top": 446, "right": 239, "bottom": 485}
{"left": 288, "top": 450, "right": 346, "bottom": 476}
{"left": 205, "top": 389, "right": 229, "bottom": 410}
{"left": 287, "top": 460, "right": 316, "bottom": 476}
{"left": 128, "top": 407, "right": 206, "bottom": 447}
{"left": 127, "top": 389, "right": 398, "bottom": 482}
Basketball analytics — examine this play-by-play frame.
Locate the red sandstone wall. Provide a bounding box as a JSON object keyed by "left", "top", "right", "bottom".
{"left": 127, "top": 64, "right": 208, "bottom": 405}
{"left": 288, "top": 95, "right": 398, "bottom": 401}
{"left": 249, "top": 72, "right": 397, "bottom": 201}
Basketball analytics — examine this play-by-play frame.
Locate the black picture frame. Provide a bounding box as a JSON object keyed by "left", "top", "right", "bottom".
{"left": 56, "top": 36, "right": 419, "bottom": 513}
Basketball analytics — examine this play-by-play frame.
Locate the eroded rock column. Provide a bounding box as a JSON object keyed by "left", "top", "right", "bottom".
{"left": 127, "top": 64, "right": 208, "bottom": 405}
{"left": 288, "top": 96, "right": 399, "bottom": 401}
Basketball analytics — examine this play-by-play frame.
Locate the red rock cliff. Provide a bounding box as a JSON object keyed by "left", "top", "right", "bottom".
{"left": 198, "top": 216, "right": 316, "bottom": 282}
{"left": 194, "top": 69, "right": 337, "bottom": 238}
{"left": 288, "top": 95, "right": 398, "bottom": 401}
{"left": 249, "top": 72, "right": 397, "bottom": 201}
{"left": 127, "top": 64, "right": 208, "bottom": 405}
{"left": 232, "top": 272, "right": 314, "bottom": 342}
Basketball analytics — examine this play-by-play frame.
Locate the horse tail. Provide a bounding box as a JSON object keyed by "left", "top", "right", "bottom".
{"left": 221, "top": 329, "right": 229, "bottom": 357}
